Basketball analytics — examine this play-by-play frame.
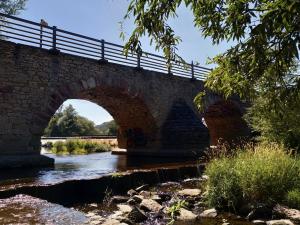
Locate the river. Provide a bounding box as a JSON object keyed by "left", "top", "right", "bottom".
{"left": 0, "top": 151, "right": 196, "bottom": 190}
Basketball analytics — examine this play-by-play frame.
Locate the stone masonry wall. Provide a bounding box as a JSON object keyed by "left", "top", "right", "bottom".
{"left": 0, "top": 41, "right": 212, "bottom": 157}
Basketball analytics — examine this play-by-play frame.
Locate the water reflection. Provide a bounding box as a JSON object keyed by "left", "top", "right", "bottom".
{"left": 0, "top": 152, "right": 197, "bottom": 190}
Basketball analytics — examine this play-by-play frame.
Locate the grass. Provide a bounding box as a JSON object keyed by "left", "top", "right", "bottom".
{"left": 46, "top": 139, "right": 112, "bottom": 155}
{"left": 167, "top": 200, "right": 188, "bottom": 225}
{"left": 205, "top": 143, "right": 300, "bottom": 210}
{"left": 285, "top": 189, "right": 300, "bottom": 209}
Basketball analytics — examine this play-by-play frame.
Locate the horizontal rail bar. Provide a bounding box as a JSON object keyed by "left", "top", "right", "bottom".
{"left": 0, "top": 19, "right": 53, "bottom": 34}
{"left": 0, "top": 13, "right": 211, "bottom": 81}
{"left": 0, "top": 29, "right": 52, "bottom": 43}
{"left": 56, "top": 35, "right": 101, "bottom": 49}
{"left": 0, "top": 34, "right": 52, "bottom": 47}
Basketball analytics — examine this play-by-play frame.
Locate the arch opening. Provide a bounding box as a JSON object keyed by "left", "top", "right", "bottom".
{"left": 38, "top": 83, "right": 158, "bottom": 152}
{"left": 203, "top": 100, "right": 250, "bottom": 146}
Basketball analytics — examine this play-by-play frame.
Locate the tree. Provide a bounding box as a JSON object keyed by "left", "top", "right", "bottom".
{"left": 124, "top": 0, "right": 300, "bottom": 148}
{"left": 0, "top": 0, "right": 27, "bottom": 15}
{"left": 96, "top": 120, "right": 118, "bottom": 136}
{"left": 0, "top": 0, "right": 27, "bottom": 40}
{"left": 44, "top": 105, "right": 101, "bottom": 137}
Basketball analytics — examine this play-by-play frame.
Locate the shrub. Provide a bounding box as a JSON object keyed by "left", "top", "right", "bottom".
{"left": 285, "top": 189, "right": 300, "bottom": 209}
{"left": 50, "top": 139, "right": 112, "bottom": 155}
{"left": 205, "top": 143, "right": 300, "bottom": 210}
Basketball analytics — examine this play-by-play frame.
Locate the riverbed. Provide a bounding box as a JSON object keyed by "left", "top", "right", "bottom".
{"left": 0, "top": 152, "right": 251, "bottom": 224}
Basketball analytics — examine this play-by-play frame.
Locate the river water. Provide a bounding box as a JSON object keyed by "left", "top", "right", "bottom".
{"left": 0, "top": 151, "right": 196, "bottom": 190}
{"left": 0, "top": 152, "right": 252, "bottom": 224}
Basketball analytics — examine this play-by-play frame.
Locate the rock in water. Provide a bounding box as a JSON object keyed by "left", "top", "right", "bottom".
{"left": 266, "top": 219, "right": 295, "bottom": 225}
{"left": 177, "top": 208, "right": 198, "bottom": 221}
{"left": 178, "top": 189, "right": 201, "bottom": 197}
{"left": 127, "top": 206, "right": 148, "bottom": 223}
{"left": 273, "top": 204, "right": 300, "bottom": 224}
{"left": 140, "top": 199, "right": 163, "bottom": 213}
{"left": 199, "top": 208, "right": 218, "bottom": 218}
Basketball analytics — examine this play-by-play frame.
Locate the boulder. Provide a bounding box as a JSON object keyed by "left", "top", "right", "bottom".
{"left": 111, "top": 196, "right": 130, "bottom": 204}
{"left": 178, "top": 189, "right": 201, "bottom": 197}
{"left": 266, "top": 219, "right": 295, "bottom": 225}
{"left": 127, "top": 189, "right": 137, "bottom": 196}
{"left": 126, "top": 206, "right": 148, "bottom": 223}
{"left": 177, "top": 208, "right": 198, "bottom": 221}
{"left": 273, "top": 205, "right": 300, "bottom": 223}
{"left": 247, "top": 204, "right": 272, "bottom": 220}
{"left": 131, "top": 195, "right": 144, "bottom": 204}
{"left": 139, "top": 191, "right": 152, "bottom": 198}
{"left": 140, "top": 199, "right": 163, "bottom": 213}
{"left": 117, "top": 204, "right": 132, "bottom": 214}
{"left": 199, "top": 208, "right": 217, "bottom": 218}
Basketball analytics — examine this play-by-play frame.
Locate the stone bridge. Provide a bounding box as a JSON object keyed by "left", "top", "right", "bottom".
{"left": 0, "top": 40, "right": 250, "bottom": 168}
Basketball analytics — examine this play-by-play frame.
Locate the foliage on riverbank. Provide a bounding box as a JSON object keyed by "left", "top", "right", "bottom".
{"left": 205, "top": 143, "right": 300, "bottom": 211}
{"left": 47, "top": 139, "right": 112, "bottom": 155}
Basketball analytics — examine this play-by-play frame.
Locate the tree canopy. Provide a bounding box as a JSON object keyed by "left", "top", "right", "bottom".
{"left": 124, "top": 0, "right": 300, "bottom": 149}
{"left": 0, "top": 0, "right": 27, "bottom": 15}
{"left": 44, "top": 105, "right": 101, "bottom": 137}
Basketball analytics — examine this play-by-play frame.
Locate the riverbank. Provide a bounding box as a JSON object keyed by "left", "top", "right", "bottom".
{"left": 1, "top": 164, "right": 299, "bottom": 224}
{"left": 44, "top": 139, "right": 113, "bottom": 155}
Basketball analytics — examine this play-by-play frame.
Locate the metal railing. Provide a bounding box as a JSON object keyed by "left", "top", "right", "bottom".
{"left": 0, "top": 13, "right": 211, "bottom": 80}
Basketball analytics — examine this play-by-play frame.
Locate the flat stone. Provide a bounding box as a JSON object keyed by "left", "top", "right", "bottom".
{"left": 252, "top": 220, "right": 267, "bottom": 225}
{"left": 140, "top": 199, "right": 163, "bottom": 213}
{"left": 177, "top": 208, "right": 198, "bottom": 221}
{"left": 139, "top": 191, "right": 152, "bottom": 198}
{"left": 101, "top": 218, "right": 128, "bottom": 225}
{"left": 135, "top": 184, "right": 149, "bottom": 192}
{"left": 117, "top": 204, "right": 132, "bottom": 214}
{"left": 199, "top": 208, "right": 217, "bottom": 218}
{"left": 111, "top": 196, "right": 130, "bottom": 204}
{"left": 127, "top": 189, "right": 137, "bottom": 196}
{"left": 151, "top": 194, "right": 162, "bottom": 203}
{"left": 178, "top": 189, "right": 201, "bottom": 197}
{"left": 266, "top": 219, "right": 295, "bottom": 225}
{"left": 86, "top": 212, "right": 96, "bottom": 217}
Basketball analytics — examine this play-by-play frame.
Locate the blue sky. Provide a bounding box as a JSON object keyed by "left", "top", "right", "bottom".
{"left": 19, "top": 0, "right": 231, "bottom": 125}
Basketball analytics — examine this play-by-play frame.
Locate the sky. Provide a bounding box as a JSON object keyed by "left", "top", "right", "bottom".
{"left": 18, "top": 0, "right": 231, "bottom": 125}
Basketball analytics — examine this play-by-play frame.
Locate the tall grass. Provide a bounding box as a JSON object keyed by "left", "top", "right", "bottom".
{"left": 205, "top": 143, "right": 300, "bottom": 210}
{"left": 49, "top": 139, "right": 112, "bottom": 155}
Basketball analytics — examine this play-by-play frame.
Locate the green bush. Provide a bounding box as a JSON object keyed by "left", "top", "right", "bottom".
{"left": 50, "top": 139, "right": 111, "bottom": 155}
{"left": 285, "top": 189, "right": 300, "bottom": 209}
{"left": 205, "top": 143, "right": 300, "bottom": 210}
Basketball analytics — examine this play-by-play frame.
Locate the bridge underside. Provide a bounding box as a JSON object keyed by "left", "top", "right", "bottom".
{"left": 0, "top": 41, "right": 250, "bottom": 168}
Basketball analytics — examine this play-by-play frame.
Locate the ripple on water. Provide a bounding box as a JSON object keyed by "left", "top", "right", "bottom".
{"left": 0, "top": 195, "right": 88, "bottom": 225}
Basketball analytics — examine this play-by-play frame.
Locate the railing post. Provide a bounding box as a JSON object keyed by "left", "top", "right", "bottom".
{"left": 191, "top": 61, "right": 195, "bottom": 80}
{"left": 136, "top": 48, "right": 143, "bottom": 70}
{"left": 99, "top": 39, "right": 108, "bottom": 63}
{"left": 39, "top": 24, "right": 43, "bottom": 48}
{"left": 137, "top": 52, "right": 141, "bottom": 68}
{"left": 167, "top": 59, "right": 172, "bottom": 75}
{"left": 49, "top": 26, "right": 60, "bottom": 55}
{"left": 52, "top": 26, "right": 57, "bottom": 50}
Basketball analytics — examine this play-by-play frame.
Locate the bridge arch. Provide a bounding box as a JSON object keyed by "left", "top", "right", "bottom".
{"left": 203, "top": 99, "right": 250, "bottom": 146}
{"left": 36, "top": 78, "right": 158, "bottom": 150}
{"left": 0, "top": 40, "right": 250, "bottom": 168}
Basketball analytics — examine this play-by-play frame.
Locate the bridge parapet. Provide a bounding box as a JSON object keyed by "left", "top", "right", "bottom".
{"left": 0, "top": 13, "right": 211, "bottom": 80}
